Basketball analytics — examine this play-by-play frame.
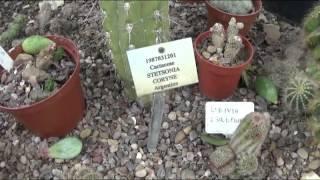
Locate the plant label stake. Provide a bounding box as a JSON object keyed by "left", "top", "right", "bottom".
{"left": 205, "top": 101, "right": 254, "bottom": 135}
{"left": 127, "top": 38, "right": 198, "bottom": 152}
{"left": 0, "top": 46, "right": 13, "bottom": 71}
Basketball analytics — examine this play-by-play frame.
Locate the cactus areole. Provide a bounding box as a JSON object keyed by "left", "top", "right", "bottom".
{"left": 100, "top": 1, "right": 170, "bottom": 99}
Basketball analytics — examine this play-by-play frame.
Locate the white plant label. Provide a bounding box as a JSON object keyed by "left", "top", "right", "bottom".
{"left": 127, "top": 38, "right": 198, "bottom": 97}
{"left": 205, "top": 102, "right": 254, "bottom": 135}
{"left": 0, "top": 46, "right": 13, "bottom": 71}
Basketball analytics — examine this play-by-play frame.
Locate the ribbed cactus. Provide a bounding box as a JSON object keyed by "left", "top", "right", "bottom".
{"left": 209, "top": 112, "right": 270, "bottom": 177}
{"left": 304, "top": 4, "right": 320, "bottom": 60}
{"left": 205, "top": 18, "right": 244, "bottom": 65}
{"left": 283, "top": 74, "right": 315, "bottom": 113}
{"left": 209, "top": 0, "right": 254, "bottom": 15}
{"left": 303, "top": 4, "right": 320, "bottom": 143}
{"left": 100, "top": 1, "right": 170, "bottom": 98}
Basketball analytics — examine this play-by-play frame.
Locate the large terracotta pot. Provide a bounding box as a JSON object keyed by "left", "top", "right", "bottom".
{"left": 205, "top": 0, "right": 262, "bottom": 36}
{"left": 0, "top": 35, "right": 85, "bottom": 138}
{"left": 194, "top": 31, "right": 254, "bottom": 99}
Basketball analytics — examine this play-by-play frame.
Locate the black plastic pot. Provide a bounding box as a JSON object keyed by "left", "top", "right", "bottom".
{"left": 263, "top": 1, "right": 318, "bottom": 24}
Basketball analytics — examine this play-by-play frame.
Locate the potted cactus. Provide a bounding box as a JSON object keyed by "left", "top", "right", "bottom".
{"left": 194, "top": 18, "right": 254, "bottom": 100}
{"left": 205, "top": 0, "right": 262, "bottom": 35}
{"left": 209, "top": 112, "right": 270, "bottom": 177}
{"left": 0, "top": 35, "right": 85, "bottom": 138}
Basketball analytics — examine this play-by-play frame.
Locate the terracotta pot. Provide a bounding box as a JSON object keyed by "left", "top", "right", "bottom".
{"left": 0, "top": 35, "right": 85, "bottom": 138}
{"left": 205, "top": 0, "right": 262, "bottom": 36}
{"left": 194, "top": 31, "right": 254, "bottom": 100}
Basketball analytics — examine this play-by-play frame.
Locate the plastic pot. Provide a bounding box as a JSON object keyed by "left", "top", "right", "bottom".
{"left": 194, "top": 31, "right": 254, "bottom": 100}
{"left": 205, "top": 0, "right": 262, "bottom": 36}
{"left": 0, "top": 35, "right": 85, "bottom": 138}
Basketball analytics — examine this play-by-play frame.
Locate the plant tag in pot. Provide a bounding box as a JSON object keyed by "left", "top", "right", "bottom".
{"left": 205, "top": 102, "right": 254, "bottom": 135}
{"left": 0, "top": 46, "right": 13, "bottom": 71}
{"left": 127, "top": 38, "right": 198, "bottom": 97}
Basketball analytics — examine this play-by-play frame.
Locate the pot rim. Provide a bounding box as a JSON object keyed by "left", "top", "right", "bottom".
{"left": 0, "top": 35, "right": 80, "bottom": 111}
{"left": 205, "top": 0, "right": 262, "bottom": 17}
{"left": 194, "top": 30, "right": 255, "bottom": 70}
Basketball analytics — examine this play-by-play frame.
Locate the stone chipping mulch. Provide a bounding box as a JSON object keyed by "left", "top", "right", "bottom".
{"left": 0, "top": 0, "right": 319, "bottom": 179}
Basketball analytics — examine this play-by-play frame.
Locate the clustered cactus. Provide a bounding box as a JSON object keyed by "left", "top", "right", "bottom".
{"left": 100, "top": 1, "right": 170, "bottom": 99}
{"left": 0, "top": 14, "right": 26, "bottom": 47}
{"left": 209, "top": 0, "right": 254, "bottom": 15}
{"left": 209, "top": 112, "right": 270, "bottom": 177}
{"left": 202, "top": 17, "right": 244, "bottom": 66}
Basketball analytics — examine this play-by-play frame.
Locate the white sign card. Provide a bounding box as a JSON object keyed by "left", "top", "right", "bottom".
{"left": 0, "top": 46, "right": 13, "bottom": 71}
{"left": 127, "top": 38, "right": 198, "bottom": 97}
{"left": 205, "top": 102, "right": 254, "bottom": 135}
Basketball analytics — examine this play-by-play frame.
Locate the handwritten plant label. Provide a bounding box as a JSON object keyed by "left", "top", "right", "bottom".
{"left": 127, "top": 38, "right": 198, "bottom": 97}
{"left": 205, "top": 102, "right": 254, "bottom": 135}
{"left": 0, "top": 46, "right": 13, "bottom": 71}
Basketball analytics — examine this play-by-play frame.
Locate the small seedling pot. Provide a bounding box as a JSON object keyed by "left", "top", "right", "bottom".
{"left": 0, "top": 35, "right": 85, "bottom": 138}
{"left": 194, "top": 31, "right": 254, "bottom": 100}
{"left": 205, "top": 0, "right": 262, "bottom": 36}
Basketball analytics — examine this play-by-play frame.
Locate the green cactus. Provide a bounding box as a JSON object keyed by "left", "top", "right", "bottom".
{"left": 208, "top": 0, "right": 253, "bottom": 15}
{"left": 0, "top": 14, "right": 26, "bottom": 47}
{"left": 304, "top": 4, "right": 320, "bottom": 34}
{"left": 209, "top": 145, "right": 236, "bottom": 176}
{"left": 283, "top": 74, "right": 315, "bottom": 113}
{"left": 234, "top": 153, "right": 258, "bottom": 176}
{"left": 209, "top": 112, "right": 270, "bottom": 177}
{"left": 22, "top": 35, "right": 55, "bottom": 55}
{"left": 100, "top": 1, "right": 170, "bottom": 99}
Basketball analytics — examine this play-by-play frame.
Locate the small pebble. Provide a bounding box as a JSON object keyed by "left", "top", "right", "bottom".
{"left": 80, "top": 128, "right": 92, "bottom": 139}
{"left": 297, "top": 148, "right": 309, "bottom": 159}
{"left": 309, "top": 160, "right": 320, "bottom": 170}
{"left": 162, "top": 122, "right": 169, "bottom": 129}
{"left": 135, "top": 168, "right": 147, "bottom": 178}
{"left": 20, "top": 156, "right": 27, "bottom": 164}
{"left": 201, "top": 51, "right": 211, "bottom": 59}
{"left": 131, "top": 143, "right": 138, "bottom": 150}
{"left": 168, "top": 112, "right": 177, "bottom": 121}
{"left": 277, "top": 157, "right": 284, "bottom": 166}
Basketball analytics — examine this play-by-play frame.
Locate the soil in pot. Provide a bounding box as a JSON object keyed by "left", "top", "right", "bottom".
{"left": 0, "top": 37, "right": 75, "bottom": 108}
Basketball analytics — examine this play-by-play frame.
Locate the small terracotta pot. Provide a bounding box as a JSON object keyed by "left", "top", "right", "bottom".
{"left": 205, "top": 0, "right": 262, "bottom": 36}
{"left": 194, "top": 31, "right": 254, "bottom": 100}
{"left": 0, "top": 35, "right": 85, "bottom": 138}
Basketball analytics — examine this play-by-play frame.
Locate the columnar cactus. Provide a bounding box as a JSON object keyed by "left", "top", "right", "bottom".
{"left": 205, "top": 18, "right": 244, "bottom": 65}
{"left": 100, "top": 1, "right": 170, "bottom": 98}
{"left": 209, "top": 0, "right": 254, "bottom": 15}
{"left": 209, "top": 112, "right": 270, "bottom": 177}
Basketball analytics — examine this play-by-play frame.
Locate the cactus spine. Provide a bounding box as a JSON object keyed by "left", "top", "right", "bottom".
{"left": 100, "top": 1, "right": 170, "bottom": 98}
{"left": 209, "top": 112, "right": 270, "bottom": 177}
{"left": 208, "top": 0, "right": 254, "bottom": 15}
{"left": 283, "top": 74, "right": 315, "bottom": 113}
{"left": 302, "top": 4, "right": 320, "bottom": 143}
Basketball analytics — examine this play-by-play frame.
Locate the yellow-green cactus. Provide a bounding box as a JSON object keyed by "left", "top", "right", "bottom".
{"left": 100, "top": 1, "right": 170, "bottom": 99}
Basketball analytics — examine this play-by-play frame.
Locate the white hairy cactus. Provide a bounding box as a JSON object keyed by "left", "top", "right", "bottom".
{"left": 227, "top": 17, "right": 244, "bottom": 42}
{"left": 223, "top": 36, "right": 243, "bottom": 64}
{"left": 210, "top": 23, "right": 225, "bottom": 52}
